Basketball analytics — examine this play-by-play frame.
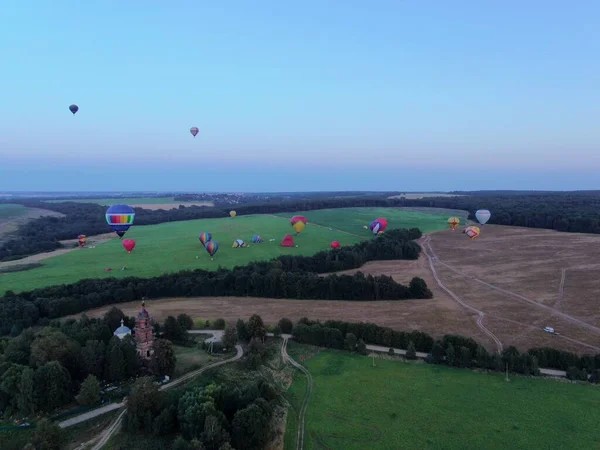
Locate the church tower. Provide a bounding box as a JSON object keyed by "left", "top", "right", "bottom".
{"left": 134, "top": 301, "right": 154, "bottom": 360}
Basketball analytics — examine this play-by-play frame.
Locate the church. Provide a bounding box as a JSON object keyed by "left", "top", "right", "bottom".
{"left": 113, "top": 301, "right": 155, "bottom": 360}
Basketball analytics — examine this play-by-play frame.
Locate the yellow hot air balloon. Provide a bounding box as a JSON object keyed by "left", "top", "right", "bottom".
{"left": 293, "top": 221, "right": 305, "bottom": 234}
{"left": 465, "top": 226, "right": 481, "bottom": 240}
{"left": 230, "top": 210, "right": 236, "bottom": 218}
{"left": 447, "top": 217, "right": 460, "bottom": 231}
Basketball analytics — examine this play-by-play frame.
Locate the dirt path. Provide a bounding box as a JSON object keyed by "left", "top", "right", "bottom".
{"left": 282, "top": 337, "right": 312, "bottom": 450}
{"left": 420, "top": 235, "right": 504, "bottom": 352}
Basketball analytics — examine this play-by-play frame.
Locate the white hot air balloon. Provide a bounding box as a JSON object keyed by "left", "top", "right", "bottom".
{"left": 475, "top": 209, "right": 491, "bottom": 225}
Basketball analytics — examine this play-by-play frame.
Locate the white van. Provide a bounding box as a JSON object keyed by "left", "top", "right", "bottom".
{"left": 543, "top": 326, "right": 555, "bottom": 333}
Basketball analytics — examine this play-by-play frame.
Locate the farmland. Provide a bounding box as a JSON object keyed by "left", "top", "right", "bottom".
{"left": 0, "top": 207, "right": 449, "bottom": 293}
{"left": 45, "top": 196, "right": 214, "bottom": 209}
{"left": 285, "top": 344, "right": 600, "bottom": 450}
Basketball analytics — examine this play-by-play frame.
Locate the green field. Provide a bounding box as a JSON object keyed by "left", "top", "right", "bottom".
{"left": 45, "top": 196, "right": 194, "bottom": 205}
{"left": 0, "top": 208, "right": 449, "bottom": 294}
{"left": 0, "top": 204, "right": 29, "bottom": 220}
{"left": 285, "top": 345, "right": 600, "bottom": 450}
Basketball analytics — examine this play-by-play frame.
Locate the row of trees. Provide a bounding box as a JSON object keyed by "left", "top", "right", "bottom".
{"left": 0, "top": 230, "right": 431, "bottom": 336}
{"left": 9, "top": 189, "right": 600, "bottom": 260}
{"left": 123, "top": 376, "right": 278, "bottom": 450}
{"left": 288, "top": 318, "right": 600, "bottom": 379}
{"left": 0, "top": 308, "right": 177, "bottom": 417}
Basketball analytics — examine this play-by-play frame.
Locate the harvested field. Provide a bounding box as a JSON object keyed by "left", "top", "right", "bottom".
{"left": 388, "top": 193, "right": 463, "bottom": 199}
{"left": 129, "top": 202, "right": 214, "bottom": 210}
{"left": 0, "top": 204, "right": 64, "bottom": 244}
{"left": 74, "top": 225, "right": 600, "bottom": 355}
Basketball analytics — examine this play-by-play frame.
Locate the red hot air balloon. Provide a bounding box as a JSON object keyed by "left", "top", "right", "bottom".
{"left": 330, "top": 241, "right": 340, "bottom": 249}
{"left": 123, "top": 239, "right": 136, "bottom": 253}
{"left": 190, "top": 127, "right": 199, "bottom": 137}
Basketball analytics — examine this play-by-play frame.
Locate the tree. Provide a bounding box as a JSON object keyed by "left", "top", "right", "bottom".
{"left": 30, "top": 418, "right": 62, "bottom": 450}
{"left": 345, "top": 333, "right": 357, "bottom": 351}
{"left": 153, "top": 405, "right": 177, "bottom": 435}
{"left": 272, "top": 325, "right": 282, "bottom": 337}
{"left": 164, "top": 316, "right": 188, "bottom": 343}
{"left": 177, "top": 314, "right": 194, "bottom": 330}
{"left": 246, "top": 338, "right": 266, "bottom": 370}
{"left": 356, "top": 339, "right": 367, "bottom": 355}
{"left": 459, "top": 346, "right": 472, "bottom": 368}
{"left": 34, "top": 361, "right": 72, "bottom": 412}
{"left": 236, "top": 319, "right": 249, "bottom": 341}
{"left": 406, "top": 341, "right": 417, "bottom": 360}
{"left": 231, "top": 402, "right": 271, "bottom": 450}
{"left": 76, "top": 375, "right": 101, "bottom": 406}
{"left": 201, "top": 415, "right": 230, "bottom": 450}
{"left": 80, "top": 340, "right": 105, "bottom": 378}
{"left": 409, "top": 277, "right": 431, "bottom": 298}
{"left": 0, "top": 363, "right": 25, "bottom": 414}
{"left": 218, "top": 444, "right": 235, "bottom": 450}
{"left": 104, "top": 307, "right": 125, "bottom": 332}
{"left": 222, "top": 325, "right": 238, "bottom": 350}
{"left": 247, "top": 315, "right": 266, "bottom": 341}
{"left": 278, "top": 317, "right": 293, "bottom": 334}
{"left": 17, "top": 367, "right": 35, "bottom": 415}
{"left": 126, "top": 376, "right": 163, "bottom": 432}
{"left": 388, "top": 348, "right": 394, "bottom": 356}
{"left": 446, "top": 343, "right": 456, "bottom": 366}
{"left": 430, "top": 342, "right": 445, "bottom": 364}
{"left": 151, "top": 339, "right": 177, "bottom": 377}
{"left": 475, "top": 345, "right": 489, "bottom": 368}
{"left": 104, "top": 337, "right": 126, "bottom": 382}
{"left": 29, "top": 329, "right": 80, "bottom": 372}
{"left": 567, "top": 366, "right": 580, "bottom": 380}
{"left": 213, "top": 318, "right": 226, "bottom": 330}
{"left": 172, "top": 436, "right": 191, "bottom": 450}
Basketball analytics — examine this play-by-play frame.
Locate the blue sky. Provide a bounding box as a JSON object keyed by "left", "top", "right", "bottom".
{"left": 2, "top": 1, "right": 600, "bottom": 191}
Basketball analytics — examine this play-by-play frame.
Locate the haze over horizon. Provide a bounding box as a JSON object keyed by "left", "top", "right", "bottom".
{"left": 2, "top": 2, "right": 599, "bottom": 191}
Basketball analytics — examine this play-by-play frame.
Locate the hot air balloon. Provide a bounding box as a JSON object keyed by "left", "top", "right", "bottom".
{"left": 475, "top": 209, "right": 491, "bottom": 225}
{"left": 230, "top": 210, "right": 236, "bottom": 218}
{"left": 232, "top": 239, "right": 247, "bottom": 248}
{"left": 369, "top": 218, "right": 388, "bottom": 235}
{"left": 205, "top": 241, "right": 219, "bottom": 260}
{"left": 123, "top": 239, "right": 136, "bottom": 253}
{"left": 252, "top": 235, "right": 263, "bottom": 243}
{"left": 447, "top": 217, "right": 460, "bottom": 231}
{"left": 281, "top": 234, "right": 294, "bottom": 247}
{"left": 199, "top": 232, "right": 212, "bottom": 246}
{"left": 465, "top": 226, "right": 481, "bottom": 240}
{"left": 69, "top": 104, "right": 79, "bottom": 115}
{"left": 290, "top": 216, "right": 308, "bottom": 226}
{"left": 78, "top": 234, "right": 87, "bottom": 247}
{"left": 190, "top": 127, "right": 199, "bottom": 138}
{"left": 106, "top": 205, "right": 135, "bottom": 238}
{"left": 330, "top": 241, "right": 340, "bottom": 249}
{"left": 292, "top": 221, "right": 305, "bottom": 234}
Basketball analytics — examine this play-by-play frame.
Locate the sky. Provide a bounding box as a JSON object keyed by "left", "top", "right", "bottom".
{"left": 1, "top": 1, "right": 600, "bottom": 192}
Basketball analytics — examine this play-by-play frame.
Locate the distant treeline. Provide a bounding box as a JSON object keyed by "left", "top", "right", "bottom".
{"left": 290, "top": 318, "right": 600, "bottom": 381}
{"left": 5, "top": 190, "right": 600, "bottom": 260}
{"left": 0, "top": 229, "right": 431, "bottom": 335}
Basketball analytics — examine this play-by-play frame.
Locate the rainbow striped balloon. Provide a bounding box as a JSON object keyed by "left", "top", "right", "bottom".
{"left": 205, "top": 240, "right": 219, "bottom": 257}
{"left": 105, "top": 204, "right": 135, "bottom": 237}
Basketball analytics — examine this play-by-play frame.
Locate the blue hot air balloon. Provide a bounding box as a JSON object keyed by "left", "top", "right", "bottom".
{"left": 105, "top": 204, "right": 135, "bottom": 238}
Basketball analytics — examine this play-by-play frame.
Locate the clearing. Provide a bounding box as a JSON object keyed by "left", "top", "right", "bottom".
{"left": 0, "top": 203, "right": 65, "bottom": 244}
{"left": 284, "top": 344, "right": 600, "bottom": 450}
{"left": 0, "top": 207, "right": 449, "bottom": 293}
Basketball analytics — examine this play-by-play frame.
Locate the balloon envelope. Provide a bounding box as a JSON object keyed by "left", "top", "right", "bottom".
{"left": 190, "top": 127, "right": 199, "bottom": 137}
{"left": 123, "top": 239, "right": 136, "bottom": 253}
{"left": 292, "top": 221, "right": 305, "bottom": 234}
{"left": 230, "top": 210, "right": 236, "bottom": 218}
{"left": 252, "top": 235, "right": 263, "bottom": 243}
{"left": 199, "top": 232, "right": 212, "bottom": 246}
{"left": 106, "top": 205, "right": 135, "bottom": 237}
{"left": 369, "top": 218, "right": 388, "bottom": 235}
{"left": 69, "top": 104, "right": 79, "bottom": 114}
{"left": 475, "top": 210, "right": 491, "bottom": 225}
{"left": 232, "top": 239, "right": 246, "bottom": 248}
{"left": 465, "top": 226, "right": 481, "bottom": 240}
{"left": 205, "top": 241, "right": 219, "bottom": 257}
{"left": 447, "top": 217, "right": 460, "bottom": 231}
{"left": 78, "top": 234, "right": 87, "bottom": 247}
{"left": 290, "top": 215, "right": 308, "bottom": 226}
{"left": 330, "top": 240, "right": 340, "bottom": 249}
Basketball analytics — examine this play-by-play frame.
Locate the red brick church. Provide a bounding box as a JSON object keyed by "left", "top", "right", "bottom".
{"left": 113, "top": 301, "right": 154, "bottom": 360}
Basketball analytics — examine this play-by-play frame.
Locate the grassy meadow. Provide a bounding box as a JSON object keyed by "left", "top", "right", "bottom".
{"left": 284, "top": 343, "right": 600, "bottom": 450}
{"left": 0, "top": 208, "right": 449, "bottom": 293}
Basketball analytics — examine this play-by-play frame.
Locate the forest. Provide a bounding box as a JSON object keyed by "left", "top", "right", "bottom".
{"left": 0, "top": 230, "right": 431, "bottom": 335}
{"left": 4, "top": 190, "right": 600, "bottom": 260}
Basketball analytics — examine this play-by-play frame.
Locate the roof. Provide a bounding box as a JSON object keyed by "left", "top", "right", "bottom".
{"left": 137, "top": 307, "right": 150, "bottom": 319}
{"left": 114, "top": 319, "right": 131, "bottom": 338}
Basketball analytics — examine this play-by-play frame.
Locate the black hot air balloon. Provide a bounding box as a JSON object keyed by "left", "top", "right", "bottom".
{"left": 69, "top": 104, "right": 79, "bottom": 115}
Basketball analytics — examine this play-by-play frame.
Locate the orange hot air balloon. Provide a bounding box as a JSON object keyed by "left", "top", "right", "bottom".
{"left": 78, "top": 234, "right": 87, "bottom": 247}
{"left": 447, "top": 217, "right": 460, "bottom": 231}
